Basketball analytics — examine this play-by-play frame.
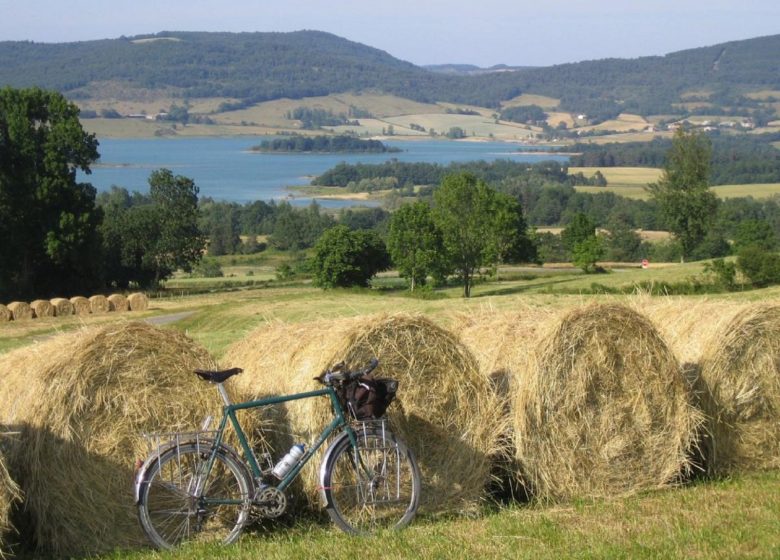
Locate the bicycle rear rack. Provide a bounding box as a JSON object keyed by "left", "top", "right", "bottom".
{"left": 141, "top": 429, "right": 219, "bottom": 465}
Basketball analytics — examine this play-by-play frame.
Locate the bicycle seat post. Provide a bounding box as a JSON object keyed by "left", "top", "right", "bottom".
{"left": 217, "top": 383, "right": 232, "bottom": 407}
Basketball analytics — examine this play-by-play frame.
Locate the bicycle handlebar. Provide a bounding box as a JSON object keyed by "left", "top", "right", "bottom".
{"left": 318, "top": 358, "right": 378, "bottom": 385}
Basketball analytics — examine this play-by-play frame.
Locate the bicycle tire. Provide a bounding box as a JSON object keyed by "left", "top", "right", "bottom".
{"left": 321, "top": 428, "right": 420, "bottom": 534}
{"left": 137, "top": 441, "right": 253, "bottom": 549}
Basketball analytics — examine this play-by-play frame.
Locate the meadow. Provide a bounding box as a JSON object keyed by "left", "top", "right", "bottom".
{"left": 2, "top": 261, "right": 780, "bottom": 559}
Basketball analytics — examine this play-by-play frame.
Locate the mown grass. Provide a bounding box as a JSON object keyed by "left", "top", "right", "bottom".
{"left": 571, "top": 167, "right": 780, "bottom": 200}
{"left": 92, "top": 471, "right": 780, "bottom": 560}
{"left": 4, "top": 258, "right": 777, "bottom": 357}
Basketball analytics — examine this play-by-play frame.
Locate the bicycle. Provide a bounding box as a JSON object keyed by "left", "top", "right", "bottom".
{"left": 133, "top": 358, "right": 421, "bottom": 549}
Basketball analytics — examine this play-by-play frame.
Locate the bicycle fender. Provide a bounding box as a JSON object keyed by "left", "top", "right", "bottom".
{"left": 317, "top": 430, "right": 353, "bottom": 508}
{"left": 133, "top": 439, "right": 247, "bottom": 505}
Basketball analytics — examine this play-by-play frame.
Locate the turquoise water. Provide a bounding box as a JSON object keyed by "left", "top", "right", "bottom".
{"left": 87, "top": 137, "right": 568, "bottom": 207}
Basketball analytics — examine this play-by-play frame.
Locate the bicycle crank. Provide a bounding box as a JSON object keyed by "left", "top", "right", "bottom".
{"left": 253, "top": 487, "right": 287, "bottom": 518}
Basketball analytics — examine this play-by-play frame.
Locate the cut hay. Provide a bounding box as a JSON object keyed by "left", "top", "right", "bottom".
{"left": 127, "top": 292, "right": 148, "bottom": 312}
{"left": 49, "top": 298, "right": 73, "bottom": 317}
{"left": 7, "top": 302, "right": 32, "bottom": 321}
{"left": 88, "top": 295, "right": 109, "bottom": 314}
{"left": 0, "top": 449, "right": 21, "bottom": 559}
{"left": 639, "top": 297, "right": 748, "bottom": 365}
{"left": 0, "top": 305, "right": 9, "bottom": 323}
{"left": 697, "top": 304, "right": 780, "bottom": 474}
{"left": 30, "top": 300, "right": 54, "bottom": 319}
{"left": 223, "top": 313, "right": 505, "bottom": 513}
{"left": 0, "top": 322, "right": 226, "bottom": 556}
{"left": 107, "top": 294, "right": 128, "bottom": 312}
{"left": 69, "top": 296, "right": 91, "bottom": 316}
{"left": 510, "top": 303, "right": 701, "bottom": 501}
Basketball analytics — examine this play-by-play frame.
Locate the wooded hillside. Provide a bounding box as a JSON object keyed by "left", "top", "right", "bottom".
{"left": 0, "top": 31, "right": 778, "bottom": 120}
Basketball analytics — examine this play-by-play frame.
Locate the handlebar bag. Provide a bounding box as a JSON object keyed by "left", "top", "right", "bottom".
{"left": 342, "top": 376, "right": 398, "bottom": 420}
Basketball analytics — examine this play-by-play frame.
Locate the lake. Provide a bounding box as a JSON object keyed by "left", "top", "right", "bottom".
{"left": 86, "top": 137, "right": 569, "bottom": 207}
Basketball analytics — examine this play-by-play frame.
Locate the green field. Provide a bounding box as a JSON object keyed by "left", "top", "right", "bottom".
{"left": 92, "top": 471, "right": 780, "bottom": 560}
{"left": 572, "top": 167, "right": 780, "bottom": 200}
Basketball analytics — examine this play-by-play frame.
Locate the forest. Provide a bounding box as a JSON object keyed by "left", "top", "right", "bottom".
{"left": 0, "top": 31, "right": 778, "bottom": 121}
{"left": 251, "top": 135, "right": 400, "bottom": 153}
{"left": 566, "top": 133, "right": 780, "bottom": 185}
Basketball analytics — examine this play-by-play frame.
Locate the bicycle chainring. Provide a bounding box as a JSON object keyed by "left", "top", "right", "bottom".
{"left": 254, "top": 486, "right": 287, "bottom": 518}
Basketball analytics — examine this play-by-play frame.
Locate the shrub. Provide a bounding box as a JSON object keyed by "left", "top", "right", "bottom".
{"left": 737, "top": 247, "right": 780, "bottom": 287}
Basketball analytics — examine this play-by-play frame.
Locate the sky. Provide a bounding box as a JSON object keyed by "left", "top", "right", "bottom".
{"left": 0, "top": 0, "right": 777, "bottom": 67}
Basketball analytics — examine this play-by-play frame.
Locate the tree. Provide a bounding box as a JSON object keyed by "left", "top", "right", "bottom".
{"left": 737, "top": 246, "right": 780, "bottom": 288}
{"left": 560, "top": 212, "right": 596, "bottom": 252}
{"left": 147, "top": 169, "right": 205, "bottom": 285}
{"left": 572, "top": 235, "right": 605, "bottom": 273}
{"left": 0, "top": 87, "right": 102, "bottom": 300}
{"left": 100, "top": 170, "right": 205, "bottom": 288}
{"left": 488, "top": 192, "right": 537, "bottom": 277}
{"left": 432, "top": 173, "right": 498, "bottom": 297}
{"left": 604, "top": 216, "right": 644, "bottom": 262}
{"left": 311, "top": 225, "right": 390, "bottom": 288}
{"left": 733, "top": 219, "right": 777, "bottom": 252}
{"left": 387, "top": 202, "right": 446, "bottom": 291}
{"left": 648, "top": 129, "right": 718, "bottom": 262}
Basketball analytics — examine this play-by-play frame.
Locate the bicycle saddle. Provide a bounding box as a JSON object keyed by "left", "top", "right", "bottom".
{"left": 194, "top": 367, "right": 243, "bottom": 383}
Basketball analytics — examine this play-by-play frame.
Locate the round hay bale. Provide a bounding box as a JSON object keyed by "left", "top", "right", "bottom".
{"left": 0, "top": 322, "right": 226, "bottom": 556}
{"left": 0, "top": 305, "right": 9, "bottom": 323}
{"left": 69, "top": 296, "right": 91, "bottom": 316}
{"left": 0, "top": 449, "right": 21, "bottom": 559}
{"left": 512, "top": 303, "right": 702, "bottom": 501}
{"left": 7, "top": 303, "right": 32, "bottom": 321}
{"left": 127, "top": 293, "right": 148, "bottom": 312}
{"left": 453, "top": 304, "right": 571, "bottom": 500}
{"left": 30, "top": 300, "right": 54, "bottom": 319}
{"left": 639, "top": 297, "right": 748, "bottom": 365}
{"left": 223, "top": 313, "right": 504, "bottom": 513}
{"left": 107, "top": 294, "right": 128, "bottom": 312}
{"left": 88, "top": 295, "right": 109, "bottom": 315}
{"left": 698, "top": 304, "right": 780, "bottom": 474}
{"left": 49, "top": 298, "right": 74, "bottom": 317}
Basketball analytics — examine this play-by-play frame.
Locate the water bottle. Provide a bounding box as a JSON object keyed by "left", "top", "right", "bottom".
{"left": 272, "top": 444, "right": 305, "bottom": 479}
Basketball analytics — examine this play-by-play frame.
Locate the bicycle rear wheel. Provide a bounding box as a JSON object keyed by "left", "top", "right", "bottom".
{"left": 137, "top": 441, "right": 252, "bottom": 549}
{"left": 321, "top": 426, "right": 420, "bottom": 534}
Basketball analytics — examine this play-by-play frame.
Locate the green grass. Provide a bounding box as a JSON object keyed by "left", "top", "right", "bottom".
{"left": 92, "top": 471, "right": 780, "bottom": 560}
{"left": 2, "top": 259, "right": 770, "bottom": 358}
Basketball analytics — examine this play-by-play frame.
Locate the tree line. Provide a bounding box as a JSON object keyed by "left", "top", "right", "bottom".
{"left": 566, "top": 132, "right": 780, "bottom": 185}
{"left": 5, "top": 87, "right": 780, "bottom": 302}
{"left": 251, "top": 135, "right": 400, "bottom": 153}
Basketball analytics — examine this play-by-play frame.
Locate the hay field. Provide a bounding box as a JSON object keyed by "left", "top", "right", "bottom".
{"left": 382, "top": 113, "right": 535, "bottom": 141}
{"left": 570, "top": 166, "right": 663, "bottom": 187}
{"left": 711, "top": 183, "right": 780, "bottom": 199}
{"left": 0, "top": 323, "right": 224, "bottom": 556}
{"left": 0, "top": 448, "right": 20, "bottom": 559}
{"left": 501, "top": 94, "right": 561, "bottom": 109}
{"left": 545, "top": 111, "right": 576, "bottom": 128}
{"left": 212, "top": 93, "right": 444, "bottom": 128}
{"left": 1, "top": 284, "right": 780, "bottom": 557}
{"left": 576, "top": 113, "right": 650, "bottom": 133}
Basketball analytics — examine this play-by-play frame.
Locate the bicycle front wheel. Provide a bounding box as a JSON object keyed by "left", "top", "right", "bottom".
{"left": 137, "top": 442, "right": 252, "bottom": 549}
{"left": 322, "top": 427, "right": 420, "bottom": 534}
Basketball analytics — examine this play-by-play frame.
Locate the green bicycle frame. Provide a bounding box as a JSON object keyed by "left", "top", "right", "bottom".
{"left": 205, "top": 384, "right": 359, "bottom": 493}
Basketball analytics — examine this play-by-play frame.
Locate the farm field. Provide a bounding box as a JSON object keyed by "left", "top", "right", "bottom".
{"left": 571, "top": 167, "right": 780, "bottom": 200}
{"left": 1, "top": 257, "right": 776, "bottom": 356}
{"left": 2, "top": 267, "right": 780, "bottom": 559}
{"left": 93, "top": 470, "right": 780, "bottom": 560}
